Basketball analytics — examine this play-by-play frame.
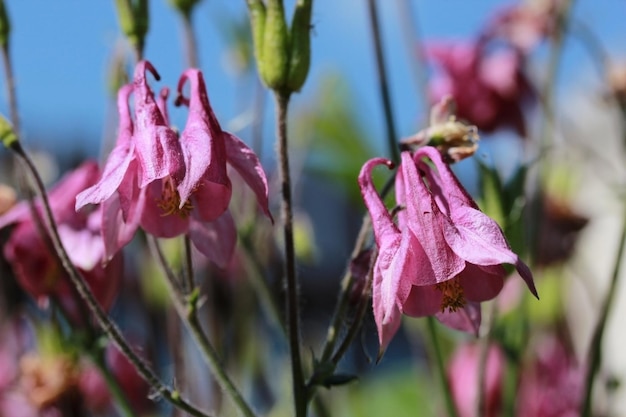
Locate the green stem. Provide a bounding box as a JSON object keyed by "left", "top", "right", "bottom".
{"left": 148, "top": 237, "right": 257, "bottom": 417}
{"left": 91, "top": 348, "right": 136, "bottom": 417}
{"left": 580, "top": 194, "right": 626, "bottom": 416}
{"left": 10, "top": 143, "right": 212, "bottom": 417}
{"left": 181, "top": 10, "right": 199, "bottom": 68}
{"left": 366, "top": 0, "right": 399, "bottom": 164}
{"left": 1, "top": 43, "right": 18, "bottom": 133}
{"left": 274, "top": 90, "right": 307, "bottom": 417}
{"left": 426, "top": 317, "right": 459, "bottom": 417}
{"left": 183, "top": 235, "right": 194, "bottom": 293}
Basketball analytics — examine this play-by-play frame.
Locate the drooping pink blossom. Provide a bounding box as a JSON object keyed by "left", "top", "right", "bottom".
{"left": 447, "top": 343, "right": 505, "bottom": 417}
{"left": 358, "top": 148, "right": 537, "bottom": 351}
{"left": 0, "top": 162, "right": 122, "bottom": 321}
{"left": 427, "top": 41, "right": 534, "bottom": 138}
{"left": 516, "top": 336, "right": 584, "bottom": 417}
{"left": 77, "top": 61, "right": 271, "bottom": 268}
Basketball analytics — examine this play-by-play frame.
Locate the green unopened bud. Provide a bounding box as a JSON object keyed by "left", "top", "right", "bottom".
{"left": 0, "top": 0, "right": 10, "bottom": 49}
{"left": 0, "top": 114, "right": 18, "bottom": 150}
{"left": 115, "top": 0, "right": 149, "bottom": 54}
{"left": 247, "top": 0, "right": 266, "bottom": 78}
{"left": 168, "top": 0, "right": 200, "bottom": 17}
{"left": 286, "top": 0, "right": 312, "bottom": 91}
{"left": 261, "top": 0, "right": 289, "bottom": 89}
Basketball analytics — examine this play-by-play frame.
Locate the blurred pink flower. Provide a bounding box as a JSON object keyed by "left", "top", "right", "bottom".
{"left": 0, "top": 162, "right": 122, "bottom": 321}
{"left": 358, "top": 147, "right": 536, "bottom": 351}
{"left": 516, "top": 337, "right": 584, "bottom": 417}
{"left": 427, "top": 41, "right": 534, "bottom": 138}
{"left": 447, "top": 343, "right": 505, "bottom": 417}
{"left": 486, "top": 1, "right": 562, "bottom": 52}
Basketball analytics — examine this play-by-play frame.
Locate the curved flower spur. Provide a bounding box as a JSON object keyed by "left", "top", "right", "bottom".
{"left": 359, "top": 147, "right": 537, "bottom": 354}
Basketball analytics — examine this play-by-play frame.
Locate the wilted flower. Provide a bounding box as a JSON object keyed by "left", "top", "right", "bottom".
{"left": 427, "top": 41, "right": 534, "bottom": 138}
{"left": 402, "top": 95, "right": 479, "bottom": 163}
{"left": 0, "top": 162, "right": 122, "bottom": 321}
{"left": 19, "top": 353, "right": 78, "bottom": 409}
{"left": 358, "top": 147, "right": 537, "bottom": 351}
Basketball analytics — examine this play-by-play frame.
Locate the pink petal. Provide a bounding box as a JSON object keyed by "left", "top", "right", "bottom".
{"left": 133, "top": 61, "right": 184, "bottom": 187}
{"left": 358, "top": 157, "right": 398, "bottom": 245}
{"left": 436, "top": 302, "right": 481, "bottom": 336}
{"left": 402, "top": 151, "right": 465, "bottom": 284}
{"left": 223, "top": 132, "right": 273, "bottom": 221}
{"left": 372, "top": 264, "right": 403, "bottom": 354}
{"left": 101, "top": 194, "right": 140, "bottom": 263}
{"left": 189, "top": 211, "right": 236, "bottom": 268}
{"left": 175, "top": 69, "right": 230, "bottom": 213}
{"left": 139, "top": 181, "right": 189, "bottom": 238}
{"left": 401, "top": 284, "right": 443, "bottom": 317}
{"left": 458, "top": 263, "right": 505, "bottom": 302}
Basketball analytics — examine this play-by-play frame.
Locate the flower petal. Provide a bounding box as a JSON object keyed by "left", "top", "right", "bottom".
{"left": 223, "top": 132, "right": 273, "bottom": 221}
{"left": 189, "top": 211, "right": 236, "bottom": 268}
{"left": 436, "top": 302, "right": 482, "bottom": 336}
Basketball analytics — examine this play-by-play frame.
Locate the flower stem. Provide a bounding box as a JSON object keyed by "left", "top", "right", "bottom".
{"left": 274, "top": 90, "right": 307, "bottom": 417}
{"left": 181, "top": 10, "right": 199, "bottom": 68}
{"left": 9, "top": 143, "right": 212, "bottom": 417}
{"left": 426, "top": 317, "right": 459, "bottom": 417}
{"left": 1, "top": 43, "right": 19, "bottom": 134}
{"left": 366, "top": 0, "right": 399, "bottom": 164}
{"left": 580, "top": 190, "right": 626, "bottom": 416}
{"left": 148, "top": 237, "right": 258, "bottom": 417}
{"left": 90, "top": 348, "right": 136, "bottom": 417}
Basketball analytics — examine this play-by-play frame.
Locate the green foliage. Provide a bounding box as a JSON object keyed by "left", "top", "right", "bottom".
{"left": 293, "top": 74, "right": 380, "bottom": 205}
{"left": 0, "top": 0, "right": 10, "bottom": 49}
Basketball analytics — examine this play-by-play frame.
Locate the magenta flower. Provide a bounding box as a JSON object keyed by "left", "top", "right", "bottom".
{"left": 516, "top": 336, "right": 583, "bottom": 417}
{"left": 427, "top": 41, "right": 534, "bottom": 138}
{"left": 0, "top": 162, "right": 122, "bottom": 322}
{"left": 358, "top": 148, "right": 537, "bottom": 351}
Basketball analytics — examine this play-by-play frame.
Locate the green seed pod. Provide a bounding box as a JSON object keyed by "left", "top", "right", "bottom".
{"left": 246, "top": 0, "right": 267, "bottom": 80}
{"left": 0, "top": 0, "right": 11, "bottom": 49}
{"left": 287, "top": 0, "right": 312, "bottom": 91}
{"left": 168, "top": 0, "right": 200, "bottom": 17}
{"left": 261, "top": 0, "right": 289, "bottom": 89}
{"left": 0, "top": 114, "right": 18, "bottom": 150}
{"left": 114, "top": 0, "right": 149, "bottom": 54}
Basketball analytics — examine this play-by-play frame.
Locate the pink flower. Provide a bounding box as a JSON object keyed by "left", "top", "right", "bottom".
{"left": 0, "top": 162, "right": 122, "bottom": 321}
{"left": 447, "top": 343, "right": 505, "bottom": 417}
{"left": 76, "top": 61, "right": 271, "bottom": 268}
{"left": 516, "top": 337, "right": 583, "bottom": 417}
{"left": 427, "top": 41, "right": 534, "bottom": 138}
{"left": 358, "top": 148, "right": 537, "bottom": 351}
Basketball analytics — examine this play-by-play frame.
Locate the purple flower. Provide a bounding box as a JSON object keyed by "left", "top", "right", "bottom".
{"left": 358, "top": 148, "right": 537, "bottom": 352}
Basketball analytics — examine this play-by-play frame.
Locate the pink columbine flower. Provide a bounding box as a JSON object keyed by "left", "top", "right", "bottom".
{"left": 0, "top": 162, "right": 122, "bottom": 323}
{"left": 447, "top": 343, "right": 505, "bottom": 417}
{"left": 427, "top": 41, "right": 534, "bottom": 138}
{"left": 358, "top": 147, "right": 537, "bottom": 352}
{"left": 76, "top": 61, "right": 271, "bottom": 267}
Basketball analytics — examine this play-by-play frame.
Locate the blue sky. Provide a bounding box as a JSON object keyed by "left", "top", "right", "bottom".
{"left": 0, "top": 1, "right": 624, "bottom": 160}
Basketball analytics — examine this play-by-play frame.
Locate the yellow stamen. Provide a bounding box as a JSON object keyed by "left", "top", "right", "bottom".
{"left": 435, "top": 277, "right": 466, "bottom": 313}
{"left": 156, "top": 178, "right": 193, "bottom": 218}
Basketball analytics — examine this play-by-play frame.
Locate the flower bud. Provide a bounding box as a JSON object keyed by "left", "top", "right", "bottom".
{"left": 261, "top": 0, "right": 290, "bottom": 89}
{"left": 286, "top": 0, "right": 312, "bottom": 91}
{"left": 0, "top": 0, "right": 11, "bottom": 49}
{"left": 247, "top": 0, "right": 267, "bottom": 78}
{"left": 0, "top": 114, "right": 18, "bottom": 150}
{"left": 114, "top": 0, "right": 149, "bottom": 54}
